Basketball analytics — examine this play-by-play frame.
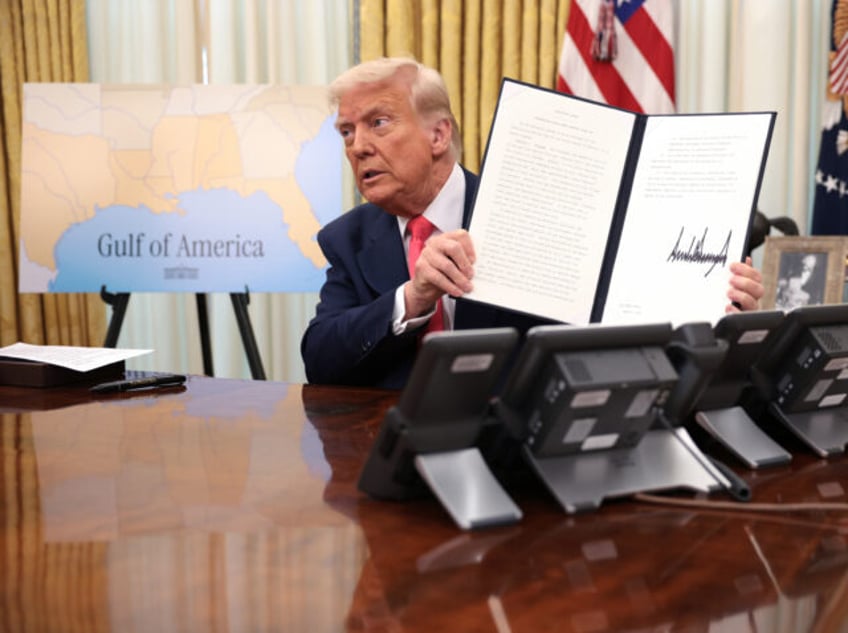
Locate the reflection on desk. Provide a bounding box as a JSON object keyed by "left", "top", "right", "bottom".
{"left": 0, "top": 376, "right": 846, "bottom": 632}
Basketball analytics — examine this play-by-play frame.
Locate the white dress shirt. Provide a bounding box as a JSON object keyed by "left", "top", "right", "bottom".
{"left": 391, "top": 162, "right": 466, "bottom": 334}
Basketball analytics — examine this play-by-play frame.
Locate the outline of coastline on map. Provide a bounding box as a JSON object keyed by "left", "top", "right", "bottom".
{"left": 19, "top": 83, "right": 342, "bottom": 293}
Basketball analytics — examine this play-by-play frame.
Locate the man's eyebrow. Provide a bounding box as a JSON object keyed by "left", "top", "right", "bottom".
{"left": 336, "top": 101, "right": 396, "bottom": 129}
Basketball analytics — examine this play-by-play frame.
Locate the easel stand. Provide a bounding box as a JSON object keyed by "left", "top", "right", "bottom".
{"left": 101, "top": 287, "right": 130, "bottom": 349}
{"left": 694, "top": 406, "right": 792, "bottom": 469}
{"left": 768, "top": 403, "right": 848, "bottom": 458}
{"left": 523, "top": 428, "right": 729, "bottom": 514}
{"left": 101, "top": 286, "right": 266, "bottom": 380}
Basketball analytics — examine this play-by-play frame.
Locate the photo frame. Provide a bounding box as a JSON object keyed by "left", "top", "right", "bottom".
{"left": 761, "top": 236, "right": 848, "bottom": 310}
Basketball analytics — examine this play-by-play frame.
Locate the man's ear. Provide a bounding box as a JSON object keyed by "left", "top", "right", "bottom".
{"left": 430, "top": 118, "right": 452, "bottom": 156}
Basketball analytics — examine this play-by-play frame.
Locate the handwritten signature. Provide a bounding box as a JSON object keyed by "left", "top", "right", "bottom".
{"left": 667, "top": 227, "right": 730, "bottom": 277}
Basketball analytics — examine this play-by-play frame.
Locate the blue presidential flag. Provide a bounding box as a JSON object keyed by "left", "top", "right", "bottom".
{"left": 812, "top": 0, "right": 848, "bottom": 234}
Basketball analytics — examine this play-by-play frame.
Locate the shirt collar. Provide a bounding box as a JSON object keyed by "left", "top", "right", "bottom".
{"left": 398, "top": 163, "right": 465, "bottom": 236}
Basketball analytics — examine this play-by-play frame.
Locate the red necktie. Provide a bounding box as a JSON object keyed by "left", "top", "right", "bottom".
{"left": 406, "top": 215, "right": 444, "bottom": 332}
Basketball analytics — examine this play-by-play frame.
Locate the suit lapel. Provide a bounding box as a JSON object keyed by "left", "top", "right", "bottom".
{"left": 358, "top": 208, "right": 408, "bottom": 295}
{"left": 461, "top": 167, "right": 479, "bottom": 228}
{"left": 355, "top": 168, "right": 480, "bottom": 300}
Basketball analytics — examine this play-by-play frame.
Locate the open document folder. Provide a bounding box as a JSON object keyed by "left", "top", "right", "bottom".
{"left": 463, "top": 78, "right": 775, "bottom": 327}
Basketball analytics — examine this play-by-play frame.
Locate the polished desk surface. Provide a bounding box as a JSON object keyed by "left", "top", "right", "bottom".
{"left": 2, "top": 375, "right": 848, "bottom": 632}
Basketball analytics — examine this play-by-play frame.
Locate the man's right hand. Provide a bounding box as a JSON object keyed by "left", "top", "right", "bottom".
{"left": 403, "top": 229, "right": 476, "bottom": 319}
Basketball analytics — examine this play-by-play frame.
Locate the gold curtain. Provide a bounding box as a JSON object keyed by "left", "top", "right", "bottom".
{"left": 359, "top": 0, "right": 571, "bottom": 172}
{"left": 0, "top": 0, "right": 105, "bottom": 347}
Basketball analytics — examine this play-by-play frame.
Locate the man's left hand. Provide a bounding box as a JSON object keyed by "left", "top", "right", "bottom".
{"left": 726, "top": 256, "right": 764, "bottom": 313}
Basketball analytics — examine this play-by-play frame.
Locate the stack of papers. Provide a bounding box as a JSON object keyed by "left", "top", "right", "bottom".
{"left": 0, "top": 342, "right": 152, "bottom": 372}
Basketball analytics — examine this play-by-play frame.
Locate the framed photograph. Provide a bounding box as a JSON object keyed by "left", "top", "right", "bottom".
{"left": 761, "top": 236, "right": 848, "bottom": 310}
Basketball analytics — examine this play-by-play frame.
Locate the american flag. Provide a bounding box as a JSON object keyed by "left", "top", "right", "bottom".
{"left": 811, "top": 0, "right": 848, "bottom": 235}
{"left": 556, "top": 0, "right": 675, "bottom": 114}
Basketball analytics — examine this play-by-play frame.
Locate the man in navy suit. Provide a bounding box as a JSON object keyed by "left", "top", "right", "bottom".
{"left": 301, "top": 58, "right": 765, "bottom": 389}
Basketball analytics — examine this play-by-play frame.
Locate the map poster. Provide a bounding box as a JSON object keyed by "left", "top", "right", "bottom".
{"left": 19, "top": 84, "right": 342, "bottom": 293}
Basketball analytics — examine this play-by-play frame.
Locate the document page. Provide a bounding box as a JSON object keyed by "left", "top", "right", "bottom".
{"left": 601, "top": 112, "right": 774, "bottom": 326}
{"left": 465, "top": 80, "right": 636, "bottom": 325}
{"left": 0, "top": 341, "right": 152, "bottom": 372}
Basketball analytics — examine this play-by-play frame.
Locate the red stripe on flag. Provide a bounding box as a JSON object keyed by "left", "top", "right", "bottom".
{"left": 620, "top": 7, "right": 675, "bottom": 104}
{"left": 831, "top": 33, "right": 848, "bottom": 94}
{"left": 565, "top": 2, "right": 644, "bottom": 112}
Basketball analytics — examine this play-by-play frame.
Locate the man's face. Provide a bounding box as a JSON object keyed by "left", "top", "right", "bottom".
{"left": 335, "top": 75, "right": 447, "bottom": 217}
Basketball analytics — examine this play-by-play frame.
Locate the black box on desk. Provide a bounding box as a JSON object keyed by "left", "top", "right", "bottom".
{"left": 524, "top": 346, "right": 677, "bottom": 457}
{"left": 0, "top": 358, "right": 125, "bottom": 388}
{"left": 774, "top": 323, "right": 848, "bottom": 412}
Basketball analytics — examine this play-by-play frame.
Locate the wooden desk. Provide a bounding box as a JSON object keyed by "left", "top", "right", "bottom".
{"left": 1, "top": 375, "right": 847, "bottom": 632}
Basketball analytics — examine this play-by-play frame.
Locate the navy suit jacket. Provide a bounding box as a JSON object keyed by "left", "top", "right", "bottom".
{"left": 301, "top": 168, "right": 553, "bottom": 389}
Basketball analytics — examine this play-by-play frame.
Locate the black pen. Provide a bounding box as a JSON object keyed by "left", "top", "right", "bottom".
{"left": 90, "top": 373, "right": 187, "bottom": 394}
